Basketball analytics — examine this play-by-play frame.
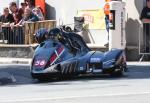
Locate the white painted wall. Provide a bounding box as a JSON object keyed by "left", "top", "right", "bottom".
{"left": 46, "top": 0, "right": 105, "bottom": 25}
{"left": 0, "top": 0, "right": 17, "bottom": 14}
{"left": 0, "top": 0, "right": 23, "bottom": 14}
{"left": 45, "top": 0, "right": 146, "bottom": 47}
{"left": 0, "top": 0, "right": 144, "bottom": 47}
{"left": 45, "top": 0, "right": 108, "bottom": 46}
{"left": 123, "top": 0, "right": 144, "bottom": 46}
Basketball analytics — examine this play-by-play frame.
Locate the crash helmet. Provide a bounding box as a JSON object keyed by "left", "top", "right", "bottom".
{"left": 35, "top": 28, "right": 48, "bottom": 43}
{"left": 48, "top": 28, "right": 62, "bottom": 40}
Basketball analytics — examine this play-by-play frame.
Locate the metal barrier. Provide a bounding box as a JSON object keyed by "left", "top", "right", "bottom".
{"left": 0, "top": 22, "right": 4, "bottom": 44}
{"left": 1, "top": 26, "right": 24, "bottom": 44}
{"left": 139, "top": 23, "right": 150, "bottom": 54}
{"left": 139, "top": 23, "right": 150, "bottom": 61}
{"left": 0, "top": 20, "right": 56, "bottom": 45}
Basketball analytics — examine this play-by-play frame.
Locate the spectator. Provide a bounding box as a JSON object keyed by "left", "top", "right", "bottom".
{"left": 140, "top": 0, "right": 150, "bottom": 52}
{"left": 0, "top": 8, "right": 14, "bottom": 43}
{"left": 140, "top": 0, "right": 150, "bottom": 22}
{"left": 104, "top": 0, "right": 111, "bottom": 33}
{"left": 25, "top": 0, "right": 35, "bottom": 11}
{"left": 20, "top": 2, "right": 27, "bottom": 13}
{"left": 25, "top": 0, "right": 44, "bottom": 20}
{"left": 12, "top": 13, "right": 21, "bottom": 25}
{"left": 0, "top": 7, "right": 14, "bottom": 23}
{"left": 103, "top": 0, "right": 119, "bottom": 47}
{"left": 9, "top": 2, "right": 23, "bottom": 24}
{"left": 19, "top": 7, "right": 39, "bottom": 25}
{"left": 104, "top": 0, "right": 111, "bottom": 47}
{"left": 32, "top": 6, "right": 44, "bottom": 20}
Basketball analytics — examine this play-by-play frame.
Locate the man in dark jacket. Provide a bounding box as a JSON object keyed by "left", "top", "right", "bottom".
{"left": 0, "top": 7, "right": 14, "bottom": 23}
{"left": 140, "top": 0, "right": 150, "bottom": 22}
{"left": 140, "top": 0, "right": 150, "bottom": 52}
{"left": 9, "top": 2, "right": 23, "bottom": 24}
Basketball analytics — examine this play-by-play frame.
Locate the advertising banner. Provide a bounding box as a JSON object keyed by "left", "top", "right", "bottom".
{"left": 77, "top": 9, "right": 105, "bottom": 29}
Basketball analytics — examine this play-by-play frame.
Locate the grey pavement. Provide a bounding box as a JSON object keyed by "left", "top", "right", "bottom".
{"left": 0, "top": 63, "right": 150, "bottom": 103}
{"left": 0, "top": 58, "right": 32, "bottom": 64}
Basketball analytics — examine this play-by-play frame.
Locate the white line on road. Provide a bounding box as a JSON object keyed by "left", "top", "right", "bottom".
{"left": 1, "top": 91, "right": 150, "bottom": 103}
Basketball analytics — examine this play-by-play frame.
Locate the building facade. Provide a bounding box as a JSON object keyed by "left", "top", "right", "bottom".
{"left": 45, "top": 0, "right": 145, "bottom": 45}
{"left": 0, "top": 0, "right": 147, "bottom": 60}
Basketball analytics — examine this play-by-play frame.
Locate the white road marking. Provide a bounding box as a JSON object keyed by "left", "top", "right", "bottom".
{"left": 1, "top": 91, "right": 150, "bottom": 103}
{"left": 10, "top": 74, "right": 16, "bottom": 83}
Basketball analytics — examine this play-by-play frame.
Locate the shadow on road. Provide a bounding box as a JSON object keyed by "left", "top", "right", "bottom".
{"left": 27, "top": 64, "right": 150, "bottom": 86}
{"left": 0, "top": 64, "right": 150, "bottom": 86}
{"left": 0, "top": 65, "right": 37, "bottom": 86}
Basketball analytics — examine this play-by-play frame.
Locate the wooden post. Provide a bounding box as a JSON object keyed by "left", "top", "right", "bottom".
{"left": 24, "top": 23, "right": 29, "bottom": 44}
{"left": 24, "top": 20, "right": 56, "bottom": 44}
{"left": 28, "top": 22, "right": 35, "bottom": 44}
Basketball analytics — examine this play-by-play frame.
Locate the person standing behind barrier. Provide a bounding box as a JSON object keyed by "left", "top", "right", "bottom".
{"left": 20, "top": 2, "right": 27, "bottom": 15}
{"left": 21, "top": 2, "right": 27, "bottom": 11}
{"left": 25, "top": 0, "right": 35, "bottom": 11}
{"left": 104, "top": 0, "right": 111, "bottom": 47}
{"left": 0, "top": 7, "right": 15, "bottom": 44}
{"left": 140, "top": 0, "right": 150, "bottom": 52}
{"left": 25, "top": 0, "right": 44, "bottom": 20}
{"left": 0, "top": 7, "right": 14, "bottom": 24}
{"left": 104, "top": 0, "right": 111, "bottom": 33}
{"left": 104, "top": 0, "right": 121, "bottom": 31}
{"left": 103, "top": 0, "right": 122, "bottom": 47}
{"left": 9, "top": 2, "right": 24, "bottom": 24}
{"left": 32, "top": 6, "right": 44, "bottom": 21}
{"left": 18, "top": 7, "right": 39, "bottom": 25}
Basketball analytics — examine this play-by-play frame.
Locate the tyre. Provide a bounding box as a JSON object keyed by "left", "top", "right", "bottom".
{"left": 37, "top": 77, "right": 50, "bottom": 82}
{"left": 110, "top": 64, "right": 126, "bottom": 77}
{"left": 111, "top": 70, "right": 123, "bottom": 77}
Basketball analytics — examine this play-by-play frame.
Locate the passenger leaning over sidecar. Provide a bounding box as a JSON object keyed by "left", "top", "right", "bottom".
{"left": 48, "top": 28, "right": 80, "bottom": 54}
{"left": 35, "top": 28, "right": 49, "bottom": 44}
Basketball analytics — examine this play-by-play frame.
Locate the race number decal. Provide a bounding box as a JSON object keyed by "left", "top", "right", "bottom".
{"left": 34, "top": 59, "right": 46, "bottom": 67}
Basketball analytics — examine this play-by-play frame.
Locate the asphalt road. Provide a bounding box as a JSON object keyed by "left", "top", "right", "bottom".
{"left": 0, "top": 62, "right": 150, "bottom": 103}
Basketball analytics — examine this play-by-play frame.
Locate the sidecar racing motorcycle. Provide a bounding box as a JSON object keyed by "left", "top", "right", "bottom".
{"left": 31, "top": 27, "right": 127, "bottom": 81}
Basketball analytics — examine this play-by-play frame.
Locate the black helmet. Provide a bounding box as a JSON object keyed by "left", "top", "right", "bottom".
{"left": 35, "top": 28, "right": 48, "bottom": 43}
{"left": 48, "top": 28, "right": 62, "bottom": 37}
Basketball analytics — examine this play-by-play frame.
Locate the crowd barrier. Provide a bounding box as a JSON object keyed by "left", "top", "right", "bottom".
{"left": 24, "top": 20, "right": 56, "bottom": 44}
{"left": 139, "top": 22, "right": 150, "bottom": 54}
{"left": 0, "top": 26, "right": 24, "bottom": 44}
{"left": 0, "top": 20, "right": 56, "bottom": 45}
